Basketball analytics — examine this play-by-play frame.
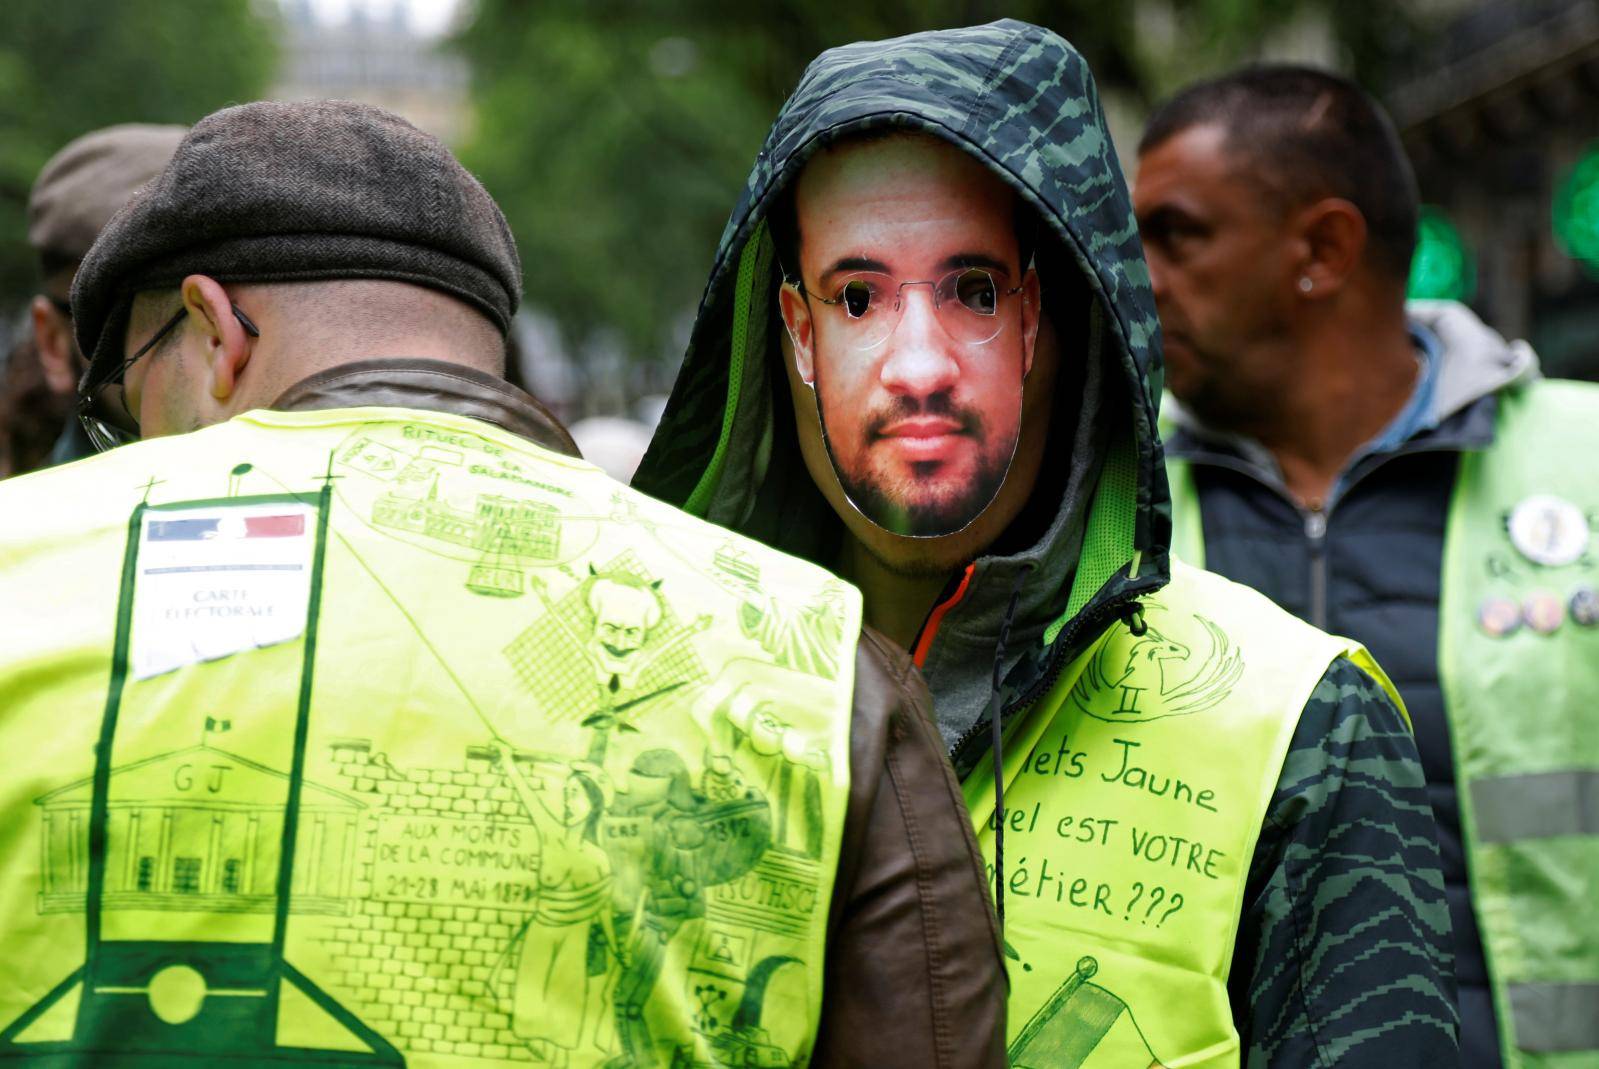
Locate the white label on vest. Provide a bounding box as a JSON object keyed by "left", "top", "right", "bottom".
{"left": 130, "top": 503, "right": 318, "bottom": 680}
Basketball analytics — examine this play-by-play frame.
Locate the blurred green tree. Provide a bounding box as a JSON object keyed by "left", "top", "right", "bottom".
{"left": 0, "top": 0, "right": 278, "bottom": 305}
{"left": 457, "top": 0, "right": 1421, "bottom": 361}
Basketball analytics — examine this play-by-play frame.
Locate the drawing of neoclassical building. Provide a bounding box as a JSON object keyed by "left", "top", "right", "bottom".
{"left": 35, "top": 745, "right": 362, "bottom": 916}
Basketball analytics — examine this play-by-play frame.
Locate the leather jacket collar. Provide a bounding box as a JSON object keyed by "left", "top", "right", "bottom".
{"left": 270, "top": 358, "right": 580, "bottom": 458}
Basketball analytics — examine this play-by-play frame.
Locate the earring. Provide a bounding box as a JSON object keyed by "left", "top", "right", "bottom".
{"left": 1298, "top": 277, "right": 1314, "bottom": 293}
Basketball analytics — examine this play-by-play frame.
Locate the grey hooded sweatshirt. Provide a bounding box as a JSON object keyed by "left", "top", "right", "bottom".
{"left": 635, "top": 20, "right": 1458, "bottom": 1065}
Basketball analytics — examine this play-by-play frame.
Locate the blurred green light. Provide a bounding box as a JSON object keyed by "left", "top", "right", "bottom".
{"left": 1554, "top": 143, "right": 1599, "bottom": 267}
{"left": 1408, "top": 206, "right": 1475, "bottom": 301}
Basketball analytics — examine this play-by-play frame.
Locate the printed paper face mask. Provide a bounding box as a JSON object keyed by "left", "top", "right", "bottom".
{"left": 791, "top": 266, "right": 1028, "bottom": 538}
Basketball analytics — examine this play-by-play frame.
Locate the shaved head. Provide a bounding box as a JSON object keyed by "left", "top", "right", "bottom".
{"left": 122, "top": 278, "right": 507, "bottom": 439}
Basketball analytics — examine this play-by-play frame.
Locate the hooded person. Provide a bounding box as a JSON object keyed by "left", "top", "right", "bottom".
{"left": 635, "top": 20, "right": 1458, "bottom": 1067}
{"left": 0, "top": 99, "right": 1004, "bottom": 1068}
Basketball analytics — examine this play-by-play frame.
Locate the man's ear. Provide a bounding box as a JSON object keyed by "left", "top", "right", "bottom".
{"left": 777, "top": 282, "right": 816, "bottom": 386}
{"left": 1293, "top": 198, "right": 1366, "bottom": 298}
{"left": 30, "top": 296, "right": 79, "bottom": 395}
{"left": 1019, "top": 268, "right": 1042, "bottom": 377}
{"left": 180, "top": 275, "right": 253, "bottom": 401}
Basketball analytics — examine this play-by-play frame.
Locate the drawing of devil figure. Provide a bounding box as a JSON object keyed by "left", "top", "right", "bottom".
{"left": 515, "top": 565, "right": 711, "bottom": 767}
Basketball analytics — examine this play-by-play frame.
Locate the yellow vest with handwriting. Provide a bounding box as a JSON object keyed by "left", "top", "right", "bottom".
{"left": 965, "top": 562, "right": 1400, "bottom": 1068}
{"left": 0, "top": 406, "right": 858, "bottom": 1069}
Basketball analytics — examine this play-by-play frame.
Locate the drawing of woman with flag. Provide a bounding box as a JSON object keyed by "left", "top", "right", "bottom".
{"left": 495, "top": 741, "right": 620, "bottom": 1067}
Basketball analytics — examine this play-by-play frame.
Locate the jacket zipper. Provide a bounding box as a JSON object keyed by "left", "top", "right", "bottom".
{"left": 1305, "top": 503, "right": 1328, "bottom": 631}
{"left": 1172, "top": 441, "right": 1463, "bottom": 634}
{"left": 1183, "top": 446, "right": 1335, "bottom": 628}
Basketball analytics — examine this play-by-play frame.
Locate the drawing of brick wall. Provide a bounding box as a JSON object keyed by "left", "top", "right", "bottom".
{"left": 323, "top": 739, "right": 537, "bottom": 1061}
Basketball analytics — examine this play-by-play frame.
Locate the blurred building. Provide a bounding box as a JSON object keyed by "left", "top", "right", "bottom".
{"left": 272, "top": 0, "right": 471, "bottom": 145}
{"left": 1391, "top": 0, "right": 1599, "bottom": 380}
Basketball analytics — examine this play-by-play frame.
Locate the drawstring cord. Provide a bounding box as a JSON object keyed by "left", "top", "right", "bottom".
{"left": 989, "top": 562, "right": 1036, "bottom": 936}
{"left": 990, "top": 586, "right": 1144, "bottom": 936}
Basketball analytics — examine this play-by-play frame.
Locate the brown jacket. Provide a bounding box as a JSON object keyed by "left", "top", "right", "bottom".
{"left": 274, "top": 359, "right": 1009, "bottom": 1068}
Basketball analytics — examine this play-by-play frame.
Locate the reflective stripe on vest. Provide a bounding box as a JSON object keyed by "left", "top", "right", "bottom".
{"left": 0, "top": 406, "right": 858, "bottom": 1068}
{"left": 964, "top": 561, "right": 1392, "bottom": 1068}
{"left": 1165, "top": 379, "right": 1599, "bottom": 1066}
{"left": 1439, "top": 380, "right": 1599, "bottom": 1067}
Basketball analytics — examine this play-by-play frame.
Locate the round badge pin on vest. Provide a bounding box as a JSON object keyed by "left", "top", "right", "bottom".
{"left": 1477, "top": 596, "right": 1522, "bottom": 638}
{"left": 1507, "top": 494, "right": 1590, "bottom": 567}
{"left": 1522, "top": 591, "right": 1565, "bottom": 635}
{"left": 1570, "top": 586, "right": 1599, "bottom": 628}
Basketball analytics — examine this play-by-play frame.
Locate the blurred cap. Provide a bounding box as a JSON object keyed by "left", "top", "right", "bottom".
{"left": 72, "top": 99, "right": 522, "bottom": 382}
{"left": 28, "top": 123, "right": 187, "bottom": 274}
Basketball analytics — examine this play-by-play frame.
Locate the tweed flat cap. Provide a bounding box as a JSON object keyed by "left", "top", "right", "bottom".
{"left": 28, "top": 123, "right": 186, "bottom": 268}
{"left": 73, "top": 100, "right": 521, "bottom": 377}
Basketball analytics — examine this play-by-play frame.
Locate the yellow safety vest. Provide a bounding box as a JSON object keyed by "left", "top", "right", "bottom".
{"left": 1167, "top": 380, "right": 1599, "bottom": 1067}
{"left": 964, "top": 561, "right": 1399, "bottom": 1068}
{"left": 0, "top": 406, "right": 858, "bottom": 1069}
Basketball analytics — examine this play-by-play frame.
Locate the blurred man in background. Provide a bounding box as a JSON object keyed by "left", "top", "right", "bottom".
{"left": 635, "top": 20, "right": 1456, "bottom": 1066}
{"left": 0, "top": 124, "right": 185, "bottom": 476}
{"left": 0, "top": 99, "right": 1003, "bottom": 1068}
{"left": 1139, "top": 65, "right": 1599, "bottom": 1069}
{"left": 0, "top": 316, "right": 58, "bottom": 477}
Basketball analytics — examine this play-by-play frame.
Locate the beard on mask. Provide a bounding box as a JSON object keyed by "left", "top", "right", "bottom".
{"left": 821, "top": 388, "right": 1015, "bottom": 537}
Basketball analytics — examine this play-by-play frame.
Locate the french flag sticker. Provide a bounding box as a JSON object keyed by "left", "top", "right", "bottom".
{"left": 147, "top": 514, "right": 307, "bottom": 541}
{"left": 242, "top": 514, "right": 307, "bottom": 538}
{"left": 133, "top": 501, "right": 318, "bottom": 679}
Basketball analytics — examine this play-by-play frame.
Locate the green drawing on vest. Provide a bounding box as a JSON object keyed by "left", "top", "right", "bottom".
{"left": 1, "top": 490, "right": 404, "bottom": 1066}
{"left": 712, "top": 542, "right": 849, "bottom": 682}
{"left": 341, "top": 482, "right": 830, "bottom": 1063}
{"left": 1070, "top": 609, "right": 1243, "bottom": 724}
{"left": 371, "top": 480, "right": 562, "bottom": 563}
{"left": 336, "top": 430, "right": 575, "bottom": 600}
{"left": 671, "top": 954, "right": 805, "bottom": 1068}
{"left": 590, "top": 748, "right": 768, "bottom": 1067}
{"left": 1008, "top": 956, "right": 1167, "bottom": 1069}
{"left": 32, "top": 726, "right": 362, "bottom": 915}
{"left": 505, "top": 553, "right": 712, "bottom": 748}
{"left": 318, "top": 728, "right": 819, "bottom": 1067}
{"left": 322, "top": 732, "right": 806, "bottom": 1066}
{"left": 2, "top": 416, "right": 858, "bottom": 1067}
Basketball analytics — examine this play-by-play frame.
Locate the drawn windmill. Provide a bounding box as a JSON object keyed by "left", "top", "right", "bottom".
{"left": 466, "top": 523, "right": 524, "bottom": 598}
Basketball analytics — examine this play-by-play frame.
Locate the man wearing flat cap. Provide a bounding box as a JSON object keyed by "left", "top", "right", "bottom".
{"left": 0, "top": 123, "right": 184, "bottom": 476}
{"left": 0, "top": 100, "right": 1003, "bottom": 1067}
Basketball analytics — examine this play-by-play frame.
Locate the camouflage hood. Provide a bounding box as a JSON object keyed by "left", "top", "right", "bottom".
{"left": 634, "top": 20, "right": 1171, "bottom": 771}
